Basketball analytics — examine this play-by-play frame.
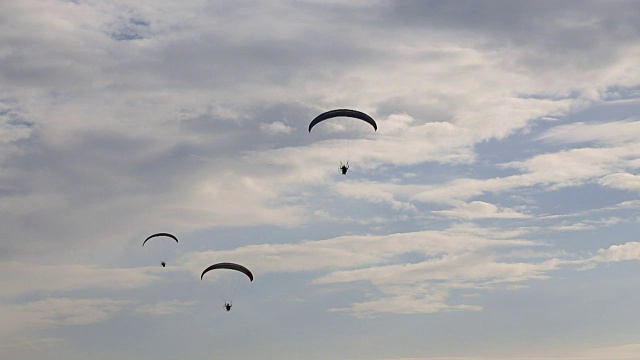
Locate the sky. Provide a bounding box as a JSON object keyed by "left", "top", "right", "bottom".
{"left": 2, "top": 1, "right": 640, "bottom": 359}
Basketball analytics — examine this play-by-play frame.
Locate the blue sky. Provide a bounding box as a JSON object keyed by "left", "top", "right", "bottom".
{"left": 2, "top": 1, "right": 640, "bottom": 359}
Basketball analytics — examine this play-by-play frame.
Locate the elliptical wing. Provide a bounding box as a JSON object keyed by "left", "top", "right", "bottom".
{"left": 201, "top": 262, "right": 254, "bottom": 282}
{"left": 308, "top": 109, "right": 377, "bottom": 132}
{"left": 142, "top": 233, "right": 179, "bottom": 247}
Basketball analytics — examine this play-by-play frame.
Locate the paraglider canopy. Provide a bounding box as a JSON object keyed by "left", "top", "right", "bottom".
{"left": 201, "top": 262, "right": 254, "bottom": 282}
{"left": 142, "top": 232, "right": 179, "bottom": 247}
{"left": 308, "top": 109, "right": 377, "bottom": 133}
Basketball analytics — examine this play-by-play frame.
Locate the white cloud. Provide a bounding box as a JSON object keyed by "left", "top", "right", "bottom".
{"left": 331, "top": 283, "right": 483, "bottom": 317}
{"left": 0, "top": 297, "right": 132, "bottom": 335}
{"left": 378, "top": 342, "right": 640, "bottom": 360}
{"left": 551, "top": 222, "right": 597, "bottom": 232}
{"left": 591, "top": 242, "right": 640, "bottom": 263}
{"left": 433, "top": 201, "right": 530, "bottom": 219}
{"left": 599, "top": 172, "right": 640, "bottom": 191}
{"left": 334, "top": 181, "right": 418, "bottom": 212}
{"left": 181, "top": 226, "right": 535, "bottom": 276}
{"left": 260, "top": 121, "right": 294, "bottom": 135}
{"left": 180, "top": 226, "right": 548, "bottom": 316}
{"left": 313, "top": 253, "right": 561, "bottom": 317}
{"left": 0, "top": 262, "right": 159, "bottom": 298}
{"left": 135, "top": 300, "right": 197, "bottom": 315}
{"left": 314, "top": 252, "right": 556, "bottom": 285}
{"left": 548, "top": 217, "right": 622, "bottom": 232}
{"left": 539, "top": 119, "right": 640, "bottom": 146}
{"left": 408, "top": 145, "right": 638, "bottom": 205}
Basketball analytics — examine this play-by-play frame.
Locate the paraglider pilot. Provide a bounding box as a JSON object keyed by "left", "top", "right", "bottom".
{"left": 224, "top": 302, "right": 232, "bottom": 311}
{"left": 340, "top": 161, "right": 349, "bottom": 175}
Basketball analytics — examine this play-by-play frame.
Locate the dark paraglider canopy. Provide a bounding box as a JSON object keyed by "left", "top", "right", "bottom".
{"left": 201, "top": 262, "right": 254, "bottom": 282}
{"left": 142, "top": 232, "right": 179, "bottom": 247}
{"left": 308, "top": 109, "right": 377, "bottom": 133}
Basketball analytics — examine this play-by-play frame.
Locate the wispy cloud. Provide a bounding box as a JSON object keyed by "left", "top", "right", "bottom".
{"left": 134, "top": 300, "right": 197, "bottom": 315}
{"left": 0, "top": 262, "right": 159, "bottom": 298}
{"left": 0, "top": 297, "right": 132, "bottom": 335}
{"left": 433, "top": 201, "right": 530, "bottom": 219}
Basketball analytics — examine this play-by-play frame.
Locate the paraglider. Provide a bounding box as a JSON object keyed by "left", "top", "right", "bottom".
{"left": 308, "top": 109, "right": 377, "bottom": 175}
{"left": 308, "top": 109, "right": 377, "bottom": 133}
{"left": 201, "top": 262, "right": 254, "bottom": 311}
{"left": 340, "top": 162, "right": 349, "bottom": 175}
{"left": 142, "top": 232, "right": 178, "bottom": 267}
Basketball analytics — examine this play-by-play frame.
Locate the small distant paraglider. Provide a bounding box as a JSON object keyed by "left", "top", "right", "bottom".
{"left": 308, "top": 109, "right": 377, "bottom": 175}
{"left": 142, "top": 232, "right": 178, "bottom": 267}
{"left": 201, "top": 262, "right": 254, "bottom": 312}
{"left": 339, "top": 161, "right": 349, "bottom": 175}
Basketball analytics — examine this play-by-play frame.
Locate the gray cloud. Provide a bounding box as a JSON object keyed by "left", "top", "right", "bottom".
{"left": 2, "top": 1, "right": 640, "bottom": 358}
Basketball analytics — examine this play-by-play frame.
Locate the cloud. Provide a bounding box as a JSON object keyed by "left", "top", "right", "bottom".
{"left": 0, "top": 297, "right": 132, "bottom": 335}
{"left": 408, "top": 146, "right": 638, "bottom": 205}
{"left": 260, "top": 121, "right": 294, "bottom": 135}
{"left": 134, "top": 300, "right": 197, "bottom": 315}
{"left": 547, "top": 217, "right": 622, "bottom": 232}
{"left": 378, "top": 342, "right": 640, "bottom": 360}
{"left": 314, "top": 253, "right": 561, "bottom": 316}
{"left": 181, "top": 226, "right": 549, "bottom": 316}
{"left": 181, "top": 226, "right": 535, "bottom": 275}
{"left": 181, "top": 228, "right": 640, "bottom": 317}
{"left": 591, "top": 242, "right": 640, "bottom": 263}
{"left": 433, "top": 201, "right": 530, "bottom": 219}
{"left": 0, "top": 262, "right": 160, "bottom": 298}
{"left": 334, "top": 181, "right": 419, "bottom": 212}
{"left": 330, "top": 283, "right": 483, "bottom": 317}
{"left": 539, "top": 120, "right": 640, "bottom": 146}
{"left": 316, "top": 253, "right": 559, "bottom": 285}
{"left": 599, "top": 173, "right": 640, "bottom": 191}
{"left": 4, "top": 0, "right": 637, "bottom": 266}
